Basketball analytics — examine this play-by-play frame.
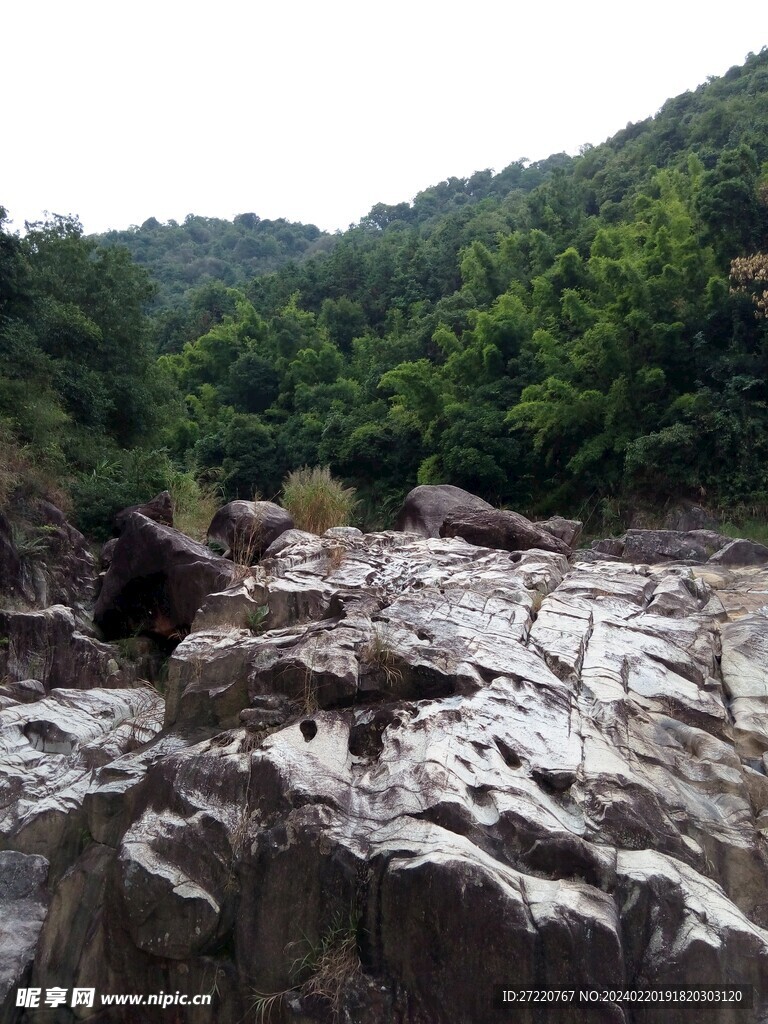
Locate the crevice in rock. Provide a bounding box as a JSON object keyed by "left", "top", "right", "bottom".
{"left": 494, "top": 738, "right": 522, "bottom": 769}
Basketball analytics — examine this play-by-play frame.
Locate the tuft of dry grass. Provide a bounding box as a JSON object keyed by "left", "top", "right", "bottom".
{"left": 125, "top": 686, "right": 164, "bottom": 751}
{"left": 230, "top": 523, "right": 265, "bottom": 577}
{"left": 281, "top": 466, "right": 357, "bottom": 535}
{"left": 359, "top": 628, "right": 403, "bottom": 687}
{"left": 252, "top": 911, "right": 362, "bottom": 1024}
{"left": 325, "top": 543, "right": 346, "bottom": 574}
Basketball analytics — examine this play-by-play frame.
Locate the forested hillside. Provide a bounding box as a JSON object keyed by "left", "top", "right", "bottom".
{"left": 2, "top": 48, "right": 768, "bottom": 538}
{"left": 97, "top": 213, "right": 334, "bottom": 311}
{"left": 157, "top": 48, "right": 768, "bottom": 523}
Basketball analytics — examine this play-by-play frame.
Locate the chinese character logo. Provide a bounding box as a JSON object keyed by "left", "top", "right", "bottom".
{"left": 45, "top": 987, "right": 68, "bottom": 1007}
{"left": 71, "top": 988, "right": 96, "bottom": 1007}
{"left": 16, "top": 989, "right": 41, "bottom": 1008}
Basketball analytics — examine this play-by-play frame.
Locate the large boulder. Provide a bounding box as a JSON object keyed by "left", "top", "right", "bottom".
{"left": 535, "top": 514, "right": 583, "bottom": 547}
{"left": 94, "top": 513, "right": 236, "bottom": 640}
{"left": 663, "top": 502, "right": 719, "bottom": 532}
{"left": 394, "top": 484, "right": 493, "bottom": 538}
{"left": 207, "top": 500, "right": 294, "bottom": 561}
{"left": 623, "top": 528, "right": 730, "bottom": 563}
{"left": 710, "top": 538, "right": 768, "bottom": 566}
{"left": 440, "top": 506, "right": 572, "bottom": 555}
{"left": 114, "top": 489, "right": 173, "bottom": 533}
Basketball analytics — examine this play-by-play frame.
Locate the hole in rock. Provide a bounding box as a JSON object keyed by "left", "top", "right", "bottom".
{"left": 23, "top": 721, "right": 77, "bottom": 755}
{"left": 508, "top": 552, "right": 523, "bottom": 564}
{"left": 495, "top": 737, "right": 522, "bottom": 769}
{"left": 348, "top": 709, "right": 397, "bottom": 759}
{"left": 300, "top": 719, "right": 318, "bottom": 742}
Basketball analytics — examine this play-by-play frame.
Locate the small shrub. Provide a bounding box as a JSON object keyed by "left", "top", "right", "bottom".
{"left": 10, "top": 523, "right": 52, "bottom": 561}
{"left": 244, "top": 605, "right": 269, "bottom": 634}
{"left": 281, "top": 466, "right": 357, "bottom": 535}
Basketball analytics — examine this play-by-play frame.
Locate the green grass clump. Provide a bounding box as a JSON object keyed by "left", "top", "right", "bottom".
{"left": 281, "top": 466, "right": 357, "bottom": 535}
{"left": 168, "top": 470, "right": 222, "bottom": 543}
{"left": 720, "top": 518, "right": 768, "bottom": 547}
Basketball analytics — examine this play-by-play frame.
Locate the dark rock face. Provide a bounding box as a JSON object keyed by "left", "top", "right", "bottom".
{"left": 663, "top": 502, "right": 718, "bottom": 532}
{"left": 710, "top": 538, "right": 768, "bottom": 566}
{"left": 394, "top": 484, "right": 493, "bottom": 538}
{"left": 4, "top": 527, "right": 768, "bottom": 1022}
{"left": 0, "top": 851, "right": 49, "bottom": 1016}
{"left": 0, "top": 503, "right": 96, "bottom": 610}
{"left": 94, "top": 513, "right": 236, "bottom": 640}
{"left": 623, "top": 528, "right": 729, "bottom": 563}
{"left": 0, "top": 513, "right": 23, "bottom": 599}
{"left": 0, "top": 605, "right": 132, "bottom": 692}
{"left": 592, "top": 528, "right": 734, "bottom": 565}
{"left": 207, "top": 500, "right": 294, "bottom": 560}
{"left": 440, "top": 506, "right": 572, "bottom": 555}
{"left": 113, "top": 490, "right": 173, "bottom": 533}
{"left": 99, "top": 536, "right": 117, "bottom": 570}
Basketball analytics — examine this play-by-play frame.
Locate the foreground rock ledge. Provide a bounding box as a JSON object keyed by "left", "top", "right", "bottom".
{"left": 6, "top": 531, "right": 768, "bottom": 1023}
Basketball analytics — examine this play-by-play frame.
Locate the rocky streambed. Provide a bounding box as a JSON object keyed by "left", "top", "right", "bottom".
{"left": 1, "top": 512, "right": 767, "bottom": 1023}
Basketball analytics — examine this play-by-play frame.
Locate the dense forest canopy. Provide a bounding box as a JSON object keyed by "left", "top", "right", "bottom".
{"left": 2, "top": 48, "right": 768, "bottom": 537}
{"left": 97, "top": 213, "right": 334, "bottom": 312}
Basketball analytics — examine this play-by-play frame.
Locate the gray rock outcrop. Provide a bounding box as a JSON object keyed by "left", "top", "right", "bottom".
{"left": 0, "top": 851, "right": 49, "bottom": 1021}
{"left": 0, "top": 503, "right": 95, "bottom": 611}
{"left": 3, "top": 524, "right": 768, "bottom": 1022}
{"left": 441, "top": 505, "right": 572, "bottom": 555}
{"left": 394, "top": 483, "right": 493, "bottom": 537}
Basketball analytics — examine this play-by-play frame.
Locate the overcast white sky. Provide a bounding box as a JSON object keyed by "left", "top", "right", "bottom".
{"left": 2, "top": 1, "right": 766, "bottom": 235}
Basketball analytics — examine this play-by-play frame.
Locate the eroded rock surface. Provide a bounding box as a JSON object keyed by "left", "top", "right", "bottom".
{"left": 3, "top": 529, "right": 768, "bottom": 1022}
{"left": 0, "top": 687, "right": 163, "bottom": 882}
